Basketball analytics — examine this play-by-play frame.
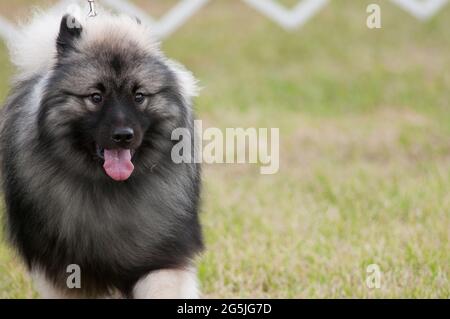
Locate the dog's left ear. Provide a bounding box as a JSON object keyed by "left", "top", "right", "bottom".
{"left": 56, "top": 14, "right": 83, "bottom": 56}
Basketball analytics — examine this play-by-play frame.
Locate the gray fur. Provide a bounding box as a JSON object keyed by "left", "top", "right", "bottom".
{"left": 0, "top": 14, "right": 203, "bottom": 298}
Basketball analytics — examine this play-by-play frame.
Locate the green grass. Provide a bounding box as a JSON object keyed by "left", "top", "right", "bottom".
{"left": 0, "top": 0, "right": 449, "bottom": 298}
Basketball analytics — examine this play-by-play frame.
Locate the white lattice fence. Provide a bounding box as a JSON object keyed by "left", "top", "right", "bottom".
{"left": 0, "top": 0, "right": 448, "bottom": 41}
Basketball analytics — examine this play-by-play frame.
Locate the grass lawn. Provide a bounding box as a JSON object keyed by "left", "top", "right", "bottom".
{"left": 0, "top": 0, "right": 449, "bottom": 298}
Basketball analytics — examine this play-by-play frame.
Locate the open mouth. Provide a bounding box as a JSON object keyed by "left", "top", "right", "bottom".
{"left": 96, "top": 145, "right": 136, "bottom": 182}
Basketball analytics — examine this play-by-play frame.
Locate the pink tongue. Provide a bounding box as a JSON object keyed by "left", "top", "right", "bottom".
{"left": 103, "top": 149, "right": 135, "bottom": 181}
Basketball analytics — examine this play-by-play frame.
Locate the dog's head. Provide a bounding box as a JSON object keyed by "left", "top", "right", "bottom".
{"left": 38, "top": 14, "right": 197, "bottom": 182}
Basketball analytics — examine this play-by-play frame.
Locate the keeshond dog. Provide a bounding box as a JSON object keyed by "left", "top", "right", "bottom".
{"left": 0, "top": 7, "right": 203, "bottom": 298}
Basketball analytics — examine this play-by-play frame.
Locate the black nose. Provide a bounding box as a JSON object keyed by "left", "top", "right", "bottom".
{"left": 112, "top": 127, "right": 134, "bottom": 144}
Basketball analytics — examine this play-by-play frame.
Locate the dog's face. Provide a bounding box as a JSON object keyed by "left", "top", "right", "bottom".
{"left": 39, "top": 15, "right": 190, "bottom": 181}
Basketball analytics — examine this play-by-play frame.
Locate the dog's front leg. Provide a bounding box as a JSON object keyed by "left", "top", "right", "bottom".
{"left": 31, "top": 270, "right": 74, "bottom": 299}
{"left": 132, "top": 267, "right": 200, "bottom": 299}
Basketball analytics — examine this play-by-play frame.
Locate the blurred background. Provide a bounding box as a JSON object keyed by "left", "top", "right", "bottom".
{"left": 0, "top": 0, "right": 449, "bottom": 298}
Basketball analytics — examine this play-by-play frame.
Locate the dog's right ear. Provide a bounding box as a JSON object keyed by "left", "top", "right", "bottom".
{"left": 56, "top": 14, "right": 83, "bottom": 56}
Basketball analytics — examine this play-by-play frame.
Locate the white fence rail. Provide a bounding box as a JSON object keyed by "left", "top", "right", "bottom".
{"left": 391, "top": 0, "right": 448, "bottom": 20}
{"left": 0, "top": 0, "right": 448, "bottom": 41}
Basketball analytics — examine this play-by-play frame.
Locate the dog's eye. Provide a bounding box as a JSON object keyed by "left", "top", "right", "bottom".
{"left": 134, "top": 93, "right": 146, "bottom": 104}
{"left": 90, "top": 93, "right": 103, "bottom": 105}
